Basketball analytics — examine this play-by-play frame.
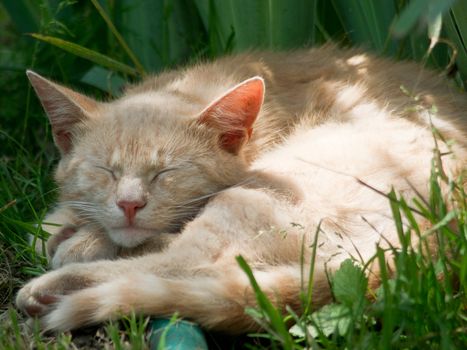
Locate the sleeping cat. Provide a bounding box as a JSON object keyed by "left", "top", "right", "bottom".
{"left": 17, "top": 45, "right": 467, "bottom": 332}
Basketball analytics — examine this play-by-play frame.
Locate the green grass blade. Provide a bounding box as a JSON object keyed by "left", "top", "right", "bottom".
{"left": 236, "top": 255, "right": 294, "bottom": 349}
{"left": 106, "top": 321, "right": 124, "bottom": 350}
{"left": 376, "top": 247, "right": 396, "bottom": 348}
{"left": 304, "top": 221, "right": 321, "bottom": 316}
{"left": 388, "top": 189, "right": 406, "bottom": 246}
{"left": 194, "top": 0, "right": 236, "bottom": 56}
{"left": 29, "top": 33, "right": 139, "bottom": 76}
{"left": 267, "top": 0, "right": 318, "bottom": 48}
{"left": 114, "top": 0, "right": 167, "bottom": 71}
{"left": 8, "top": 308, "right": 25, "bottom": 350}
{"left": 116, "top": 0, "right": 205, "bottom": 71}
{"left": 89, "top": 0, "right": 145, "bottom": 76}
{"left": 444, "top": 2, "right": 467, "bottom": 80}
{"left": 331, "top": 0, "right": 397, "bottom": 54}
{"left": 392, "top": 0, "right": 428, "bottom": 38}
{"left": 392, "top": 0, "right": 455, "bottom": 38}
{"left": 196, "top": 0, "right": 318, "bottom": 51}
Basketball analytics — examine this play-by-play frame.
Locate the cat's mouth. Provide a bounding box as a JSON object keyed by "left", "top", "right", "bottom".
{"left": 108, "top": 226, "right": 156, "bottom": 248}
{"left": 113, "top": 225, "right": 154, "bottom": 232}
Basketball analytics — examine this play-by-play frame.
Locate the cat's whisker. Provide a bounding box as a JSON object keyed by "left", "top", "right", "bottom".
{"left": 63, "top": 202, "right": 104, "bottom": 213}
{"left": 177, "top": 177, "right": 257, "bottom": 207}
{"left": 73, "top": 211, "right": 100, "bottom": 218}
{"left": 62, "top": 201, "right": 99, "bottom": 208}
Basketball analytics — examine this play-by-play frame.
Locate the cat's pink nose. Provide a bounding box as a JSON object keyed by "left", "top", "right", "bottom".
{"left": 117, "top": 199, "right": 146, "bottom": 224}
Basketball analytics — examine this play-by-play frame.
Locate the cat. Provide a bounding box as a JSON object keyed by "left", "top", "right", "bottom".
{"left": 17, "top": 45, "right": 467, "bottom": 333}
{"left": 34, "top": 45, "right": 467, "bottom": 268}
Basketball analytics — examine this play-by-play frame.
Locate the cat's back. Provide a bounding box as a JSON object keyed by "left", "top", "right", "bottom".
{"left": 246, "top": 111, "right": 465, "bottom": 263}
{"left": 126, "top": 46, "right": 467, "bottom": 144}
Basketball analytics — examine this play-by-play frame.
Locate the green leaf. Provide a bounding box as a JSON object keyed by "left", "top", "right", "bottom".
{"left": 331, "top": 259, "right": 368, "bottom": 308}
{"left": 392, "top": 0, "right": 427, "bottom": 38}
{"left": 426, "top": 0, "right": 457, "bottom": 24}
{"left": 392, "top": 0, "right": 456, "bottom": 38}
{"left": 428, "top": 13, "right": 442, "bottom": 51}
{"left": 30, "top": 33, "right": 139, "bottom": 76}
{"left": 288, "top": 323, "right": 305, "bottom": 338}
{"left": 309, "top": 304, "right": 351, "bottom": 338}
{"left": 80, "top": 66, "right": 126, "bottom": 96}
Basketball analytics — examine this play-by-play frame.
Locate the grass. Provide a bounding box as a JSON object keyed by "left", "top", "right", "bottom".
{"left": 1, "top": 0, "right": 467, "bottom": 348}
{"left": 239, "top": 163, "right": 467, "bottom": 349}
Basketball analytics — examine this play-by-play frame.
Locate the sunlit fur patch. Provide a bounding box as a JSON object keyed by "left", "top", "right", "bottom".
{"left": 346, "top": 54, "right": 367, "bottom": 66}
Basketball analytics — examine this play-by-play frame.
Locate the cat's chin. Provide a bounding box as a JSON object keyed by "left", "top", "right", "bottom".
{"left": 108, "top": 227, "right": 155, "bottom": 248}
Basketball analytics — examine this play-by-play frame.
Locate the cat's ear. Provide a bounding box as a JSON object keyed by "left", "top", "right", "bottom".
{"left": 26, "top": 70, "right": 99, "bottom": 155}
{"left": 198, "top": 77, "right": 264, "bottom": 154}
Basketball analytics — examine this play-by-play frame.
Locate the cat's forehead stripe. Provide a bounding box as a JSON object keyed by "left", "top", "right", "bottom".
{"left": 150, "top": 150, "right": 159, "bottom": 164}
{"left": 119, "top": 92, "right": 198, "bottom": 115}
{"left": 114, "top": 90, "right": 205, "bottom": 121}
{"left": 110, "top": 149, "right": 121, "bottom": 165}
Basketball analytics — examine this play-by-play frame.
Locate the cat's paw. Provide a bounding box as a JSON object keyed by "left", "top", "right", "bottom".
{"left": 18, "top": 273, "right": 135, "bottom": 331}
{"left": 49, "top": 227, "right": 118, "bottom": 269}
{"left": 46, "top": 225, "right": 77, "bottom": 257}
{"left": 41, "top": 280, "right": 129, "bottom": 331}
{"left": 16, "top": 266, "right": 97, "bottom": 320}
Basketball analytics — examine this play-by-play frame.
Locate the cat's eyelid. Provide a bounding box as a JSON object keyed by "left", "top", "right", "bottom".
{"left": 151, "top": 167, "right": 178, "bottom": 182}
{"left": 95, "top": 165, "right": 117, "bottom": 180}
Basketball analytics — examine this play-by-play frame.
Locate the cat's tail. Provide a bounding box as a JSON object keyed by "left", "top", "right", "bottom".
{"left": 42, "top": 263, "right": 332, "bottom": 333}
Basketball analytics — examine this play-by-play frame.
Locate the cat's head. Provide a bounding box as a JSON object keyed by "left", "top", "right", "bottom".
{"left": 28, "top": 71, "right": 264, "bottom": 247}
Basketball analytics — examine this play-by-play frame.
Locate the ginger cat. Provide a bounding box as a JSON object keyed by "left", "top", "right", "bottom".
{"left": 17, "top": 45, "right": 467, "bottom": 333}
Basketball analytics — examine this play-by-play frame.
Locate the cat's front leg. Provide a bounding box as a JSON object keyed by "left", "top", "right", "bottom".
{"left": 49, "top": 226, "right": 119, "bottom": 269}
{"left": 16, "top": 258, "right": 138, "bottom": 321}
{"left": 50, "top": 228, "right": 177, "bottom": 268}
{"left": 42, "top": 207, "right": 175, "bottom": 268}
{"left": 19, "top": 261, "right": 330, "bottom": 333}
{"left": 37, "top": 207, "right": 118, "bottom": 268}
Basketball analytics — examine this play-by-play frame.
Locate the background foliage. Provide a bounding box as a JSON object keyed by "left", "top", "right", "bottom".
{"left": 0, "top": 0, "right": 467, "bottom": 348}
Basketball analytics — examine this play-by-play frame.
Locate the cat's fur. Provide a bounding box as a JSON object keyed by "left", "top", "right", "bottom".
{"left": 17, "top": 45, "right": 467, "bottom": 332}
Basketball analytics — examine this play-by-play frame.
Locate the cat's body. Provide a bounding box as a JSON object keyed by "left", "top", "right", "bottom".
{"left": 17, "top": 45, "right": 467, "bottom": 332}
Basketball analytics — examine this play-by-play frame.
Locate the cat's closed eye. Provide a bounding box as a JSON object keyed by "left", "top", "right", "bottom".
{"left": 150, "top": 167, "right": 178, "bottom": 183}
{"left": 95, "top": 165, "right": 117, "bottom": 180}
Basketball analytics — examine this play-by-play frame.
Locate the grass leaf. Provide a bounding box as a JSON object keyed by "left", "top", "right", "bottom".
{"left": 236, "top": 255, "right": 294, "bottom": 349}
{"left": 29, "top": 33, "right": 139, "bottom": 76}
{"left": 89, "top": 0, "right": 145, "bottom": 76}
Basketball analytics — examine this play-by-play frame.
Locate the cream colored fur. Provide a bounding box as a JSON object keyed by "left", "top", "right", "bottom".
{"left": 17, "top": 45, "right": 467, "bottom": 333}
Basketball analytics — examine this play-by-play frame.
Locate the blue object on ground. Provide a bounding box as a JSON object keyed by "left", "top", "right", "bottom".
{"left": 149, "top": 318, "right": 208, "bottom": 350}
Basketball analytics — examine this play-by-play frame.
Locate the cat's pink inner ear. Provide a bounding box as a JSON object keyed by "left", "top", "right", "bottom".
{"left": 26, "top": 70, "right": 99, "bottom": 155}
{"left": 198, "top": 77, "right": 265, "bottom": 154}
